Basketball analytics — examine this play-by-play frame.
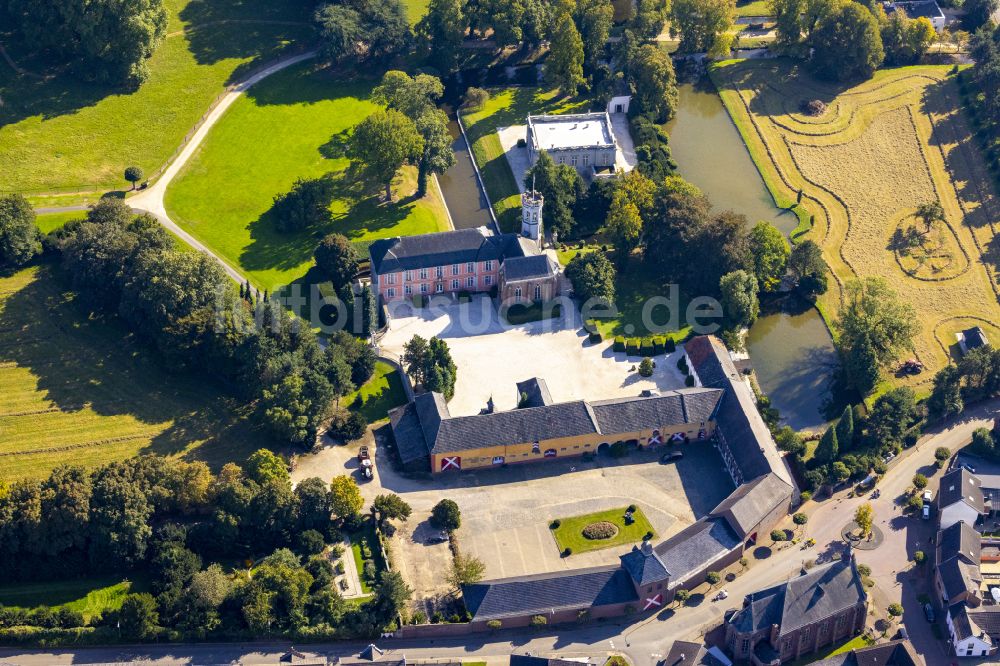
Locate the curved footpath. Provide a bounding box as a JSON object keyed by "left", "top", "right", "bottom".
{"left": 35, "top": 50, "right": 319, "bottom": 286}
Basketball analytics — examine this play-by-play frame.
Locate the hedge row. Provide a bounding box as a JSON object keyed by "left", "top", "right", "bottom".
{"left": 613, "top": 336, "right": 676, "bottom": 356}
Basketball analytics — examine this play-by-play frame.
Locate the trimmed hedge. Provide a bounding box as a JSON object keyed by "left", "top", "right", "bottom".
{"left": 666, "top": 338, "right": 677, "bottom": 353}
{"left": 589, "top": 330, "right": 603, "bottom": 344}
{"left": 626, "top": 338, "right": 640, "bottom": 357}
{"left": 613, "top": 336, "right": 626, "bottom": 352}
{"left": 639, "top": 339, "right": 654, "bottom": 357}
{"left": 652, "top": 336, "right": 666, "bottom": 355}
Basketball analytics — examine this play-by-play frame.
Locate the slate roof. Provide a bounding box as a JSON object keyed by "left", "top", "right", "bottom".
{"left": 462, "top": 565, "right": 638, "bottom": 621}
{"left": 684, "top": 336, "right": 793, "bottom": 487}
{"left": 502, "top": 254, "right": 558, "bottom": 281}
{"left": 939, "top": 468, "right": 985, "bottom": 513}
{"left": 963, "top": 326, "right": 990, "bottom": 350}
{"left": 389, "top": 392, "right": 449, "bottom": 464}
{"left": 510, "top": 656, "right": 588, "bottom": 666}
{"left": 938, "top": 520, "right": 981, "bottom": 565}
{"left": 654, "top": 517, "right": 741, "bottom": 588}
{"left": 811, "top": 640, "right": 919, "bottom": 666}
{"left": 968, "top": 607, "right": 1000, "bottom": 637}
{"left": 369, "top": 228, "right": 527, "bottom": 274}
{"left": 937, "top": 557, "right": 982, "bottom": 601}
{"left": 516, "top": 377, "right": 554, "bottom": 408}
{"left": 620, "top": 542, "right": 670, "bottom": 586}
{"left": 711, "top": 473, "right": 793, "bottom": 538}
{"left": 662, "top": 642, "right": 730, "bottom": 666}
{"left": 392, "top": 388, "right": 725, "bottom": 459}
{"left": 729, "top": 558, "right": 866, "bottom": 637}
{"left": 948, "top": 603, "right": 993, "bottom": 642}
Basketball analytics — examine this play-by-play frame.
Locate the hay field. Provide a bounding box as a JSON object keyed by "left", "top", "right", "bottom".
{"left": 712, "top": 60, "right": 1000, "bottom": 388}
{"left": 0, "top": 263, "right": 271, "bottom": 483}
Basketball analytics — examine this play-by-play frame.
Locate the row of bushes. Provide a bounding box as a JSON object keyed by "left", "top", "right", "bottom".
{"left": 612, "top": 336, "right": 677, "bottom": 356}
{"left": 957, "top": 71, "right": 1000, "bottom": 191}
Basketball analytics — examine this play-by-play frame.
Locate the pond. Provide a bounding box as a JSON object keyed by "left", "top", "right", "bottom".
{"left": 666, "top": 80, "right": 843, "bottom": 431}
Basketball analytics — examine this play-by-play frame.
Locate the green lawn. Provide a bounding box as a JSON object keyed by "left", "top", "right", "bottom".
{"left": 348, "top": 520, "right": 387, "bottom": 595}
{"left": 551, "top": 506, "right": 655, "bottom": 555}
{"left": 35, "top": 211, "right": 85, "bottom": 234}
{"left": 787, "top": 635, "right": 874, "bottom": 665}
{"left": 734, "top": 0, "right": 773, "bottom": 16}
{"left": 0, "top": 263, "right": 274, "bottom": 483}
{"left": 461, "top": 88, "right": 590, "bottom": 232}
{"left": 0, "top": 574, "right": 150, "bottom": 620}
{"left": 347, "top": 361, "right": 408, "bottom": 423}
{"left": 164, "top": 62, "right": 450, "bottom": 290}
{"left": 0, "top": 0, "right": 314, "bottom": 195}
{"left": 402, "top": 0, "right": 430, "bottom": 24}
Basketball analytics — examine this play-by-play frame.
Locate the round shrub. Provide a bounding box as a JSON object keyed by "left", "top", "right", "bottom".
{"left": 627, "top": 504, "right": 637, "bottom": 513}
{"left": 582, "top": 521, "right": 619, "bottom": 540}
{"left": 550, "top": 519, "right": 561, "bottom": 529}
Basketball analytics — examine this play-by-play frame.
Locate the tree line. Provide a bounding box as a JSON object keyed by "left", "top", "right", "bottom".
{"left": 0, "top": 452, "right": 414, "bottom": 641}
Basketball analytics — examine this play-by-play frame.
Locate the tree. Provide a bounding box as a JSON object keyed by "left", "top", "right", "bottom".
{"left": 809, "top": 1, "right": 884, "bottom": 81}
{"left": 0, "top": 194, "right": 41, "bottom": 268}
{"left": 524, "top": 151, "right": 584, "bottom": 239}
{"left": 793, "top": 512, "right": 809, "bottom": 527}
{"left": 787, "top": 239, "right": 828, "bottom": 297}
{"left": 964, "top": 0, "right": 999, "bottom": 31}
{"left": 627, "top": 44, "right": 678, "bottom": 122}
{"left": 843, "top": 330, "right": 881, "bottom": 396}
{"left": 372, "top": 494, "right": 412, "bottom": 526}
{"left": 314, "top": 234, "right": 360, "bottom": 290}
{"left": 935, "top": 446, "right": 952, "bottom": 462}
{"left": 914, "top": 550, "right": 926, "bottom": 565}
{"left": 882, "top": 13, "right": 936, "bottom": 65}
{"left": 124, "top": 166, "right": 144, "bottom": 190}
{"left": 271, "top": 176, "right": 336, "bottom": 233}
{"left": 674, "top": 589, "right": 691, "bottom": 606}
{"left": 372, "top": 70, "right": 444, "bottom": 120}
{"left": 371, "top": 569, "right": 412, "bottom": 623}
{"left": 854, "top": 502, "right": 874, "bottom": 539}
{"left": 329, "top": 409, "right": 368, "bottom": 441}
{"left": 815, "top": 425, "right": 839, "bottom": 465}
{"left": 770, "top": 529, "right": 786, "bottom": 542}
{"left": 246, "top": 450, "right": 290, "bottom": 486}
{"left": 638, "top": 357, "right": 654, "bottom": 377}
{"left": 912, "top": 473, "right": 928, "bottom": 490}
{"left": 835, "top": 277, "right": 918, "bottom": 381}
{"left": 771, "top": 0, "right": 806, "bottom": 48}
{"left": 430, "top": 498, "right": 461, "bottom": 531}
{"left": 315, "top": 0, "right": 410, "bottom": 66}
{"left": 348, "top": 109, "right": 423, "bottom": 202}
{"left": 748, "top": 222, "right": 789, "bottom": 292}
{"left": 565, "top": 251, "right": 616, "bottom": 307}
{"left": 705, "top": 571, "right": 721, "bottom": 587}
{"left": 835, "top": 405, "right": 855, "bottom": 451}
{"left": 416, "top": 0, "right": 466, "bottom": 72}
{"left": 670, "top": 0, "right": 735, "bottom": 54}
{"left": 415, "top": 110, "right": 455, "bottom": 197}
{"left": 403, "top": 335, "right": 430, "bottom": 385}
{"left": 888, "top": 602, "right": 903, "bottom": 619}
{"left": 262, "top": 372, "right": 334, "bottom": 445}
{"left": 574, "top": 0, "right": 615, "bottom": 68}
{"left": 914, "top": 201, "right": 945, "bottom": 233}
{"left": 423, "top": 337, "right": 457, "bottom": 400}
{"left": 118, "top": 592, "right": 159, "bottom": 639}
{"left": 832, "top": 460, "right": 851, "bottom": 483}
{"left": 465, "top": 87, "right": 489, "bottom": 110}
{"left": 867, "top": 387, "right": 917, "bottom": 448}
{"left": 545, "top": 12, "right": 585, "bottom": 94}
{"left": 605, "top": 195, "right": 644, "bottom": 261}
{"left": 928, "top": 364, "right": 964, "bottom": 421}
{"left": 630, "top": 0, "right": 671, "bottom": 38}
{"left": 719, "top": 270, "right": 760, "bottom": 329}
{"left": 329, "top": 475, "right": 364, "bottom": 520}
{"left": 446, "top": 553, "right": 487, "bottom": 589}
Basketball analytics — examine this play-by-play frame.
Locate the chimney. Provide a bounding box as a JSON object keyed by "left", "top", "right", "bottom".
{"left": 641, "top": 540, "right": 653, "bottom": 556}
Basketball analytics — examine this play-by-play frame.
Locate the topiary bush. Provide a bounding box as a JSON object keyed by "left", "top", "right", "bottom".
{"left": 589, "top": 330, "right": 603, "bottom": 344}
{"left": 677, "top": 356, "right": 689, "bottom": 374}
{"left": 685, "top": 374, "right": 695, "bottom": 387}
{"left": 640, "top": 338, "right": 654, "bottom": 357}
{"left": 582, "top": 521, "right": 619, "bottom": 540}
{"left": 639, "top": 357, "right": 654, "bottom": 377}
{"left": 550, "top": 519, "right": 561, "bottom": 529}
{"left": 613, "top": 336, "right": 626, "bottom": 353}
{"left": 666, "top": 338, "right": 677, "bottom": 353}
{"left": 626, "top": 338, "right": 640, "bottom": 357}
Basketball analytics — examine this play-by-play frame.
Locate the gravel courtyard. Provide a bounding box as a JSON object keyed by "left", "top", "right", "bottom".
{"left": 378, "top": 296, "right": 688, "bottom": 416}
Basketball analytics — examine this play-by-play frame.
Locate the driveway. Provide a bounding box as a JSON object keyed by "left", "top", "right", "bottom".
{"left": 378, "top": 296, "right": 688, "bottom": 416}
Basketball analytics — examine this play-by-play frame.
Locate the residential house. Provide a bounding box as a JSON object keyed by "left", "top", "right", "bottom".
{"left": 938, "top": 468, "right": 986, "bottom": 530}
{"left": 936, "top": 520, "right": 983, "bottom": 608}
{"left": 947, "top": 603, "right": 997, "bottom": 658}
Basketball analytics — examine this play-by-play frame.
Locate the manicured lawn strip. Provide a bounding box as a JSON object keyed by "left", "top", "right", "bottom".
{"left": 350, "top": 539, "right": 372, "bottom": 594}
{"left": 552, "top": 506, "right": 655, "bottom": 555}
{"left": 164, "top": 63, "right": 449, "bottom": 290}
{"left": 348, "top": 520, "right": 387, "bottom": 595}
{"left": 35, "top": 211, "right": 85, "bottom": 234}
{"left": 347, "top": 361, "right": 408, "bottom": 423}
{"left": 0, "top": 0, "right": 314, "bottom": 194}
{"left": 461, "top": 88, "right": 590, "bottom": 232}
{"left": 734, "top": 0, "right": 773, "bottom": 16}
{"left": 0, "top": 263, "right": 273, "bottom": 482}
{"left": 0, "top": 574, "right": 150, "bottom": 620}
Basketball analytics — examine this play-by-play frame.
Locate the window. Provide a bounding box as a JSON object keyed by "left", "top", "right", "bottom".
{"left": 532, "top": 442, "right": 540, "bottom": 454}
{"left": 467, "top": 262, "right": 475, "bottom": 273}
{"left": 384, "top": 273, "right": 395, "bottom": 285}
{"left": 420, "top": 284, "right": 428, "bottom": 294}
{"left": 557, "top": 156, "right": 565, "bottom": 164}
{"left": 452, "top": 264, "right": 460, "bottom": 275}
{"left": 405, "top": 270, "right": 412, "bottom": 281}
{"left": 534, "top": 284, "right": 541, "bottom": 301}
{"left": 451, "top": 279, "right": 459, "bottom": 290}
{"left": 419, "top": 268, "right": 428, "bottom": 280}
{"left": 467, "top": 276, "right": 475, "bottom": 287}
{"left": 387, "top": 288, "right": 395, "bottom": 298}
{"left": 485, "top": 260, "right": 494, "bottom": 271}
{"left": 571, "top": 155, "right": 578, "bottom": 167}
{"left": 515, "top": 286, "right": 522, "bottom": 300}
{"left": 405, "top": 285, "right": 412, "bottom": 295}
{"left": 436, "top": 283, "right": 443, "bottom": 293}
{"left": 583, "top": 154, "right": 589, "bottom": 166}
{"left": 740, "top": 639, "right": 750, "bottom": 654}
{"left": 485, "top": 275, "right": 493, "bottom": 286}
{"left": 436, "top": 266, "right": 443, "bottom": 278}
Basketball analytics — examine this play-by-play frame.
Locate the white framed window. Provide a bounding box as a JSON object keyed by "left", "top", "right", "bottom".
{"left": 436, "top": 283, "right": 443, "bottom": 293}
{"left": 583, "top": 154, "right": 589, "bottom": 166}
{"left": 451, "top": 279, "right": 459, "bottom": 290}
{"left": 452, "top": 264, "right": 460, "bottom": 275}
{"left": 405, "top": 285, "right": 412, "bottom": 295}
{"left": 484, "top": 275, "right": 492, "bottom": 286}
{"left": 466, "top": 262, "right": 475, "bottom": 272}
{"left": 467, "top": 276, "right": 475, "bottom": 288}
{"left": 387, "top": 288, "right": 396, "bottom": 298}
{"left": 420, "top": 283, "right": 428, "bottom": 294}
{"left": 485, "top": 260, "right": 494, "bottom": 271}
{"left": 419, "top": 268, "right": 428, "bottom": 280}
{"left": 515, "top": 286, "right": 522, "bottom": 300}
{"left": 384, "top": 273, "right": 395, "bottom": 285}
{"left": 571, "top": 155, "right": 578, "bottom": 167}
{"left": 404, "top": 270, "right": 412, "bottom": 281}
{"left": 534, "top": 285, "right": 541, "bottom": 300}
{"left": 436, "top": 266, "right": 443, "bottom": 278}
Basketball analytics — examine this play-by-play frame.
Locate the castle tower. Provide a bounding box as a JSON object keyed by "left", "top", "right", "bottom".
{"left": 521, "top": 188, "right": 544, "bottom": 244}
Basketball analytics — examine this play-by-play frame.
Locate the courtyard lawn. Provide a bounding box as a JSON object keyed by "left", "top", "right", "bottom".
{"left": 551, "top": 506, "right": 655, "bottom": 555}
{"left": 0, "top": 575, "right": 150, "bottom": 621}
{"left": 0, "top": 0, "right": 314, "bottom": 195}
{"left": 164, "top": 62, "right": 450, "bottom": 290}
{"left": 0, "top": 263, "right": 274, "bottom": 483}
{"left": 347, "top": 361, "right": 408, "bottom": 423}
{"left": 711, "top": 60, "right": 1000, "bottom": 389}
{"left": 461, "top": 88, "right": 590, "bottom": 232}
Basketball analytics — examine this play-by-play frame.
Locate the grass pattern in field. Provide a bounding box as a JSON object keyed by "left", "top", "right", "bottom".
{"left": 0, "top": 263, "right": 273, "bottom": 483}
{"left": 0, "top": 575, "right": 150, "bottom": 620}
{"left": 712, "top": 60, "right": 1000, "bottom": 387}
{"left": 164, "top": 63, "right": 450, "bottom": 290}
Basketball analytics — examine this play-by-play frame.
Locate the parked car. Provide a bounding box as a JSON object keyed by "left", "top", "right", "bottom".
{"left": 360, "top": 458, "right": 373, "bottom": 480}
{"left": 712, "top": 590, "right": 728, "bottom": 601}
{"left": 660, "top": 451, "right": 684, "bottom": 464}
{"left": 923, "top": 490, "right": 933, "bottom": 504}
{"left": 924, "top": 603, "right": 935, "bottom": 623}
{"left": 427, "top": 532, "right": 449, "bottom": 544}
{"left": 358, "top": 445, "right": 370, "bottom": 462}
{"left": 922, "top": 504, "right": 931, "bottom": 520}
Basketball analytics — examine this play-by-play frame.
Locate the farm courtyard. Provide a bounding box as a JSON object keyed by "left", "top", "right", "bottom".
{"left": 712, "top": 60, "right": 1000, "bottom": 390}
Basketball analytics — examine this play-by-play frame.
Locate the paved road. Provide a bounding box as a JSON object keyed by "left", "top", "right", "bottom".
{"left": 8, "top": 399, "right": 999, "bottom": 666}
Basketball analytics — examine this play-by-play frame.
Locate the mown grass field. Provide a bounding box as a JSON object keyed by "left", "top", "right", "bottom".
{"left": 551, "top": 506, "right": 655, "bottom": 555}
{"left": 711, "top": 60, "right": 1000, "bottom": 388}
{"left": 164, "top": 62, "right": 450, "bottom": 290}
{"left": 347, "top": 361, "right": 407, "bottom": 423}
{"left": 0, "top": 575, "right": 150, "bottom": 620}
{"left": 0, "top": 263, "right": 273, "bottom": 483}
{"left": 461, "top": 88, "right": 589, "bottom": 232}
{"left": 0, "top": 0, "right": 314, "bottom": 196}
